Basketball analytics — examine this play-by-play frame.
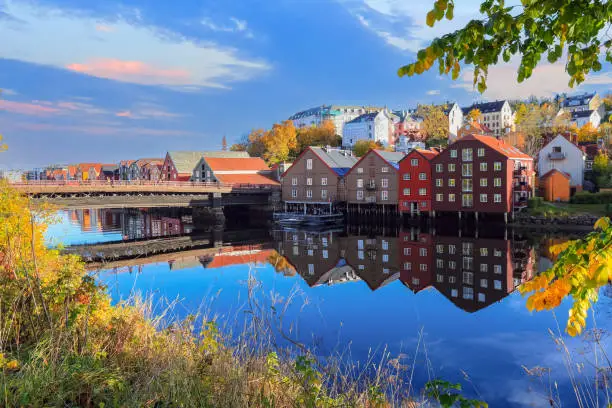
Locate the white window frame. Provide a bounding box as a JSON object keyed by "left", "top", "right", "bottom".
{"left": 381, "top": 190, "right": 389, "bottom": 201}
{"left": 306, "top": 189, "right": 313, "bottom": 198}
{"left": 321, "top": 177, "right": 328, "bottom": 186}
{"left": 419, "top": 172, "right": 427, "bottom": 180}
{"left": 494, "top": 161, "right": 502, "bottom": 171}
{"left": 292, "top": 177, "right": 298, "bottom": 186}
{"left": 306, "top": 159, "right": 313, "bottom": 170}
{"left": 357, "top": 190, "right": 364, "bottom": 200}
{"left": 494, "top": 194, "right": 502, "bottom": 203}
{"left": 403, "top": 188, "right": 410, "bottom": 196}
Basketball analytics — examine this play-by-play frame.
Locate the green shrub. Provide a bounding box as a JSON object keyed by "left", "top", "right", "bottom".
{"left": 528, "top": 197, "right": 543, "bottom": 209}
{"left": 571, "top": 191, "right": 612, "bottom": 204}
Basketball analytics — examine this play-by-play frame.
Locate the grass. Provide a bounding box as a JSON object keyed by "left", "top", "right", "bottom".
{"left": 529, "top": 202, "right": 608, "bottom": 217}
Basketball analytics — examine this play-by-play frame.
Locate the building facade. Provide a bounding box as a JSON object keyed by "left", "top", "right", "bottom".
{"left": 341, "top": 110, "right": 393, "bottom": 148}
{"left": 431, "top": 134, "right": 534, "bottom": 217}
{"left": 192, "top": 156, "right": 278, "bottom": 186}
{"left": 162, "top": 151, "right": 249, "bottom": 181}
{"left": 398, "top": 149, "right": 439, "bottom": 215}
{"left": 441, "top": 103, "right": 464, "bottom": 141}
{"left": 344, "top": 150, "right": 405, "bottom": 209}
{"left": 569, "top": 110, "right": 601, "bottom": 128}
{"left": 399, "top": 230, "right": 434, "bottom": 293}
{"left": 561, "top": 92, "right": 604, "bottom": 116}
{"left": 289, "top": 105, "right": 384, "bottom": 137}
{"left": 462, "top": 101, "right": 513, "bottom": 136}
{"left": 537, "top": 134, "right": 585, "bottom": 189}
{"left": 281, "top": 147, "right": 357, "bottom": 213}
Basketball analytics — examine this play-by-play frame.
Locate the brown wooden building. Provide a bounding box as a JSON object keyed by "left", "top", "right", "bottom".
{"left": 344, "top": 150, "right": 405, "bottom": 213}
{"left": 281, "top": 147, "right": 358, "bottom": 214}
{"left": 431, "top": 134, "right": 534, "bottom": 220}
{"left": 343, "top": 234, "right": 400, "bottom": 291}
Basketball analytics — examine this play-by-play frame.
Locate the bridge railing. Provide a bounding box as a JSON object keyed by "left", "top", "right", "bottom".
{"left": 9, "top": 179, "right": 280, "bottom": 191}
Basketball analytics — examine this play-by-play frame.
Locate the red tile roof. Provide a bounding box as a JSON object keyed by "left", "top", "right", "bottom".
{"left": 414, "top": 148, "right": 439, "bottom": 160}
{"left": 205, "top": 157, "right": 270, "bottom": 172}
{"left": 214, "top": 173, "right": 279, "bottom": 185}
{"left": 135, "top": 158, "right": 164, "bottom": 167}
{"left": 461, "top": 134, "right": 533, "bottom": 160}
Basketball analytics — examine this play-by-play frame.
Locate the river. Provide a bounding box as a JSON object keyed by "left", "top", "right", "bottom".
{"left": 46, "top": 206, "right": 612, "bottom": 407}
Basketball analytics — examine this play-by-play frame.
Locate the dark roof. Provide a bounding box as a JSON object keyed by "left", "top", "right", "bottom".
{"left": 310, "top": 147, "right": 358, "bottom": 176}
{"left": 346, "top": 112, "right": 379, "bottom": 124}
{"left": 101, "top": 165, "right": 119, "bottom": 172}
{"left": 463, "top": 100, "right": 507, "bottom": 114}
{"left": 562, "top": 92, "right": 596, "bottom": 108}
{"left": 375, "top": 150, "right": 405, "bottom": 168}
{"left": 571, "top": 110, "right": 595, "bottom": 119}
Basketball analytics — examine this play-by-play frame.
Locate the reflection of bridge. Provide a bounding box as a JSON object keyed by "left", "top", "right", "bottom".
{"left": 64, "top": 228, "right": 273, "bottom": 263}
{"left": 10, "top": 181, "right": 279, "bottom": 208}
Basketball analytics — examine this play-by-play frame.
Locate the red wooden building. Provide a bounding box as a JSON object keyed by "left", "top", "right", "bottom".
{"left": 398, "top": 149, "right": 439, "bottom": 215}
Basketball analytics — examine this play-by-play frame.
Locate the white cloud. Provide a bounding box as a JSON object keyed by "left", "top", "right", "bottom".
{"left": 0, "top": 1, "right": 270, "bottom": 89}
{"left": 0, "top": 88, "right": 17, "bottom": 96}
{"left": 451, "top": 61, "right": 612, "bottom": 100}
{"left": 426, "top": 89, "right": 440, "bottom": 95}
{"left": 201, "top": 16, "right": 254, "bottom": 38}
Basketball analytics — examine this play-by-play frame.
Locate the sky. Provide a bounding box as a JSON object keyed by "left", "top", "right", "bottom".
{"left": 1, "top": 0, "right": 611, "bottom": 169}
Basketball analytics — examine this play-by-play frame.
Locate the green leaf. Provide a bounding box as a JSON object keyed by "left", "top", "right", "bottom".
{"left": 426, "top": 10, "right": 436, "bottom": 27}
{"left": 446, "top": 3, "right": 454, "bottom": 20}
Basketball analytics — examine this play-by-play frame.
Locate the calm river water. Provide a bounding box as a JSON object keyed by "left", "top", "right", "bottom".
{"left": 46, "top": 207, "right": 612, "bottom": 407}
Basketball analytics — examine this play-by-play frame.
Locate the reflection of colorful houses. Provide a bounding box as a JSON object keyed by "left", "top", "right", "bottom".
{"left": 399, "top": 230, "right": 434, "bottom": 293}
{"left": 343, "top": 234, "right": 400, "bottom": 290}
{"left": 204, "top": 247, "right": 275, "bottom": 268}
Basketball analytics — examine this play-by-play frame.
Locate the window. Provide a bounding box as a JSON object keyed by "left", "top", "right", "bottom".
{"left": 494, "top": 178, "right": 502, "bottom": 187}
{"left": 494, "top": 265, "right": 502, "bottom": 274}
{"left": 480, "top": 264, "right": 488, "bottom": 273}
{"left": 553, "top": 146, "right": 561, "bottom": 153}
{"left": 449, "top": 193, "right": 456, "bottom": 202}
{"left": 494, "top": 194, "right": 502, "bottom": 203}
{"left": 403, "top": 173, "right": 410, "bottom": 181}
{"left": 421, "top": 201, "right": 427, "bottom": 208}
{"left": 293, "top": 246, "right": 299, "bottom": 255}
{"left": 357, "top": 190, "right": 364, "bottom": 200}
{"left": 381, "top": 178, "right": 389, "bottom": 188}
{"left": 308, "top": 264, "right": 314, "bottom": 275}
{"left": 358, "top": 264, "right": 365, "bottom": 270}
{"left": 419, "top": 188, "right": 427, "bottom": 196}
{"left": 462, "top": 148, "right": 473, "bottom": 162}
{"left": 306, "top": 177, "right": 312, "bottom": 185}
{"left": 404, "top": 262, "right": 412, "bottom": 270}
{"left": 451, "top": 289, "right": 458, "bottom": 298}
{"left": 306, "top": 159, "right": 313, "bottom": 170}
{"left": 357, "top": 179, "right": 363, "bottom": 188}
{"left": 450, "top": 149, "right": 457, "bottom": 158}
{"left": 463, "top": 271, "right": 474, "bottom": 285}
{"left": 403, "top": 247, "right": 411, "bottom": 255}
{"left": 419, "top": 172, "right": 427, "bottom": 180}
{"left": 411, "top": 158, "right": 419, "bottom": 166}
{"left": 463, "top": 257, "right": 473, "bottom": 270}
{"left": 382, "top": 166, "right": 389, "bottom": 173}
{"left": 292, "top": 177, "right": 298, "bottom": 186}
{"left": 358, "top": 250, "right": 364, "bottom": 260}
{"left": 480, "top": 178, "right": 488, "bottom": 187}
{"left": 436, "top": 244, "right": 444, "bottom": 254}
{"left": 358, "top": 240, "right": 364, "bottom": 249}
{"left": 478, "top": 293, "right": 486, "bottom": 302}
{"left": 321, "top": 190, "right": 328, "bottom": 199}
{"left": 436, "top": 179, "right": 443, "bottom": 187}
{"left": 494, "top": 162, "right": 502, "bottom": 171}
{"left": 463, "top": 287, "right": 474, "bottom": 300}
{"left": 381, "top": 191, "right": 389, "bottom": 200}
{"left": 195, "top": 170, "right": 200, "bottom": 177}
{"left": 449, "top": 244, "right": 456, "bottom": 254}
{"left": 449, "top": 261, "right": 456, "bottom": 270}
{"left": 437, "top": 259, "right": 444, "bottom": 268}
{"left": 462, "top": 163, "right": 473, "bottom": 177}
{"left": 462, "top": 179, "right": 473, "bottom": 192}
{"left": 383, "top": 268, "right": 390, "bottom": 274}
{"left": 403, "top": 188, "right": 410, "bottom": 196}
{"left": 308, "top": 249, "right": 313, "bottom": 256}
{"left": 494, "top": 280, "right": 502, "bottom": 290}
{"left": 494, "top": 249, "right": 502, "bottom": 257}
{"left": 306, "top": 189, "right": 313, "bottom": 198}
{"left": 436, "top": 193, "right": 444, "bottom": 202}
{"left": 480, "top": 279, "right": 488, "bottom": 288}
{"left": 419, "top": 248, "right": 427, "bottom": 256}
{"left": 448, "top": 163, "right": 456, "bottom": 172}
{"left": 321, "top": 177, "right": 327, "bottom": 186}
{"left": 448, "top": 179, "right": 456, "bottom": 187}
{"left": 463, "top": 243, "right": 473, "bottom": 255}
{"left": 480, "top": 194, "right": 488, "bottom": 203}
{"left": 478, "top": 148, "right": 485, "bottom": 157}
{"left": 291, "top": 189, "right": 297, "bottom": 198}
{"left": 436, "top": 163, "right": 443, "bottom": 173}
{"left": 322, "top": 237, "right": 328, "bottom": 247}
{"left": 357, "top": 167, "right": 364, "bottom": 174}
{"left": 420, "top": 264, "right": 428, "bottom": 271}
{"left": 437, "top": 274, "right": 444, "bottom": 283}
{"left": 382, "top": 240, "right": 389, "bottom": 250}
{"left": 480, "top": 162, "right": 487, "bottom": 171}
{"left": 383, "top": 254, "right": 389, "bottom": 263}
{"left": 322, "top": 250, "right": 328, "bottom": 259}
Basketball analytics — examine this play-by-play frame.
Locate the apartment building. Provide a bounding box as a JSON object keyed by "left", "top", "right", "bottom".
{"left": 398, "top": 149, "right": 439, "bottom": 215}
{"left": 341, "top": 110, "right": 394, "bottom": 148}
{"left": 462, "top": 101, "right": 513, "bottom": 136}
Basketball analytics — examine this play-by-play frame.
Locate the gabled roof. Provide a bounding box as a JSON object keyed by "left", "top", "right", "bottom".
{"left": 411, "top": 148, "right": 439, "bottom": 161}
{"left": 346, "top": 112, "right": 379, "bottom": 124}
{"left": 571, "top": 110, "right": 596, "bottom": 119}
{"left": 167, "top": 151, "right": 250, "bottom": 174}
{"left": 458, "top": 134, "right": 533, "bottom": 160}
{"left": 309, "top": 147, "right": 358, "bottom": 176}
{"left": 462, "top": 121, "right": 492, "bottom": 134}
{"left": 562, "top": 92, "right": 596, "bottom": 108}
{"left": 205, "top": 157, "right": 270, "bottom": 172}
{"left": 462, "top": 100, "right": 508, "bottom": 114}
{"left": 541, "top": 169, "right": 570, "bottom": 180}
{"left": 101, "top": 164, "right": 119, "bottom": 172}
{"left": 120, "top": 160, "right": 136, "bottom": 167}
{"left": 346, "top": 149, "right": 405, "bottom": 176}
{"left": 133, "top": 158, "right": 164, "bottom": 168}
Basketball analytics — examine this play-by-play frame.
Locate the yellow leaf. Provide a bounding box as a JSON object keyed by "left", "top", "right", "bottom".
{"left": 594, "top": 217, "right": 610, "bottom": 231}
{"left": 426, "top": 11, "right": 436, "bottom": 27}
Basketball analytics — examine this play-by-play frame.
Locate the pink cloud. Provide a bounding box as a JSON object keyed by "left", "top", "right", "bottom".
{"left": 66, "top": 59, "right": 192, "bottom": 85}
{"left": 0, "top": 100, "right": 60, "bottom": 116}
{"left": 8, "top": 121, "right": 196, "bottom": 137}
{"left": 116, "top": 110, "right": 133, "bottom": 118}
{"left": 95, "top": 24, "right": 114, "bottom": 32}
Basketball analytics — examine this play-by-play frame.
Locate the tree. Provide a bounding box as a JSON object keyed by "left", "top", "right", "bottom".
{"left": 466, "top": 108, "right": 482, "bottom": 123}
{"left": 262, "top": 120, "right": 297, "bottom": 164}
{"left": 229, "top": 143, "right": 247, "bottom": 152}
{"left": 593, "top": 153, "right": 610, "bottom": 188}
{"left": 221, "top": 135, "right": 227, "bottom": 151}
{"left": 416, "top": 104, "right": 448, "bottom": 140}
{"left": 246, "top": 129, "right": 267, "bottom": 158}
{"left": 398, "top": 0, "right": 611, "bottom": 92}
{"left": 577, "top": 123, "right": 598, "bottom": 143}
{"left": 352, "top": 140, "right": 379, "bottom": 157}
{"left": 295, "top": 120, "right": 339, "bottom": 153}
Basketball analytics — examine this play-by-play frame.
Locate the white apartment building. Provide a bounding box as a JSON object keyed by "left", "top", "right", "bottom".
{"left": 289, "top": 105, "right": 384, "bottom": 137}
{"left": 441, "top": 103, "right": 464, "bottom": 140}
{"left": 342, "top": 110, "right": 393, "bottom": 147}
{"left": 462, "top": 100, "right": 513, "bottom": 136}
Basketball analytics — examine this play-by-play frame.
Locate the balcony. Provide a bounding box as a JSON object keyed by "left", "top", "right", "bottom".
{"left": 365, "top": 182, "right": 377, "bottom": 191}
{"left": 547, "top": 152, "right": 566, "bottom": 161}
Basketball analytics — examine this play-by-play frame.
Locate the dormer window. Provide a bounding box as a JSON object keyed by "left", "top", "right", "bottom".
{"left": 553, "top": 146, "right": 562, "bottom": 153}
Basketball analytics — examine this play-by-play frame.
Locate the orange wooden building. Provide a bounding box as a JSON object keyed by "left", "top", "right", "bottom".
{"left": 540, "top": 169, "right": 570, "bottom": 202}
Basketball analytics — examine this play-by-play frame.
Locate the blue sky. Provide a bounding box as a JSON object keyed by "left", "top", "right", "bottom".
{"left": 1, "top": 0, "right": 611, "bottom": 169}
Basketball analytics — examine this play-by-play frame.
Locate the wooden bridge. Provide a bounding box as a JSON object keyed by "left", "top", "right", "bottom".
{"left": 9, "top": 180, "right": 280, "bottom": 208}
